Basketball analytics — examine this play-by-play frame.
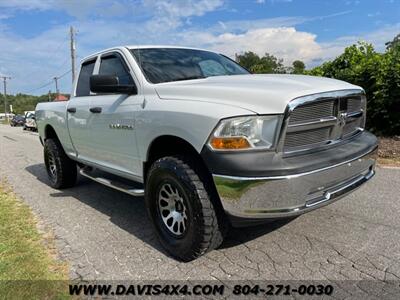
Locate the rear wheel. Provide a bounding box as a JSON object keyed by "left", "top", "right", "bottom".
{"left": 145, "top": 155, "right": 227, "bottom": 261}
{"left": 44, "top": 138, "right": 77, "bottom": 189}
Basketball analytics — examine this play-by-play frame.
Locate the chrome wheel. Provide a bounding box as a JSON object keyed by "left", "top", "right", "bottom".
{"left": 158, "top": 183, "right": 188, "bottom": 236}
{"left": 47, "top": 153, "right": 57, "bottom": 182}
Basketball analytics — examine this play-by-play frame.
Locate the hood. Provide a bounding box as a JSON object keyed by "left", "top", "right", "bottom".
{"left": 154, "top": 74, "right": 362, "bottom": 114}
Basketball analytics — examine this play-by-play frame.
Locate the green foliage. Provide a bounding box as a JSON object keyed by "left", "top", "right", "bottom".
{"left": 235, "top": 36, "right": 400, "bottom": 136}
{"left": 3, "top": 36, "right": 400, "bottom": 136}
{"left": 0, "top": 93, "right": 67, "bottom": 115}
{"left": 0, "top": 185, "right": 69, "bottom": 299}
{"left": 235, "top": 51, "right": 260, "bottom": 70}
{"left": 236, "top": 51, "right": 287, "bottom": 74}
{"left": 291, "top": 60, "right": 306, "bottom": 74}
{"left": 236, "top": 51, "right": 306, "bottom": 74}
{"left": 386, "top": 33, "right": 400, "bottom": 50}
{"left": 306, "top": 41, "right": 400, "bottom": 136}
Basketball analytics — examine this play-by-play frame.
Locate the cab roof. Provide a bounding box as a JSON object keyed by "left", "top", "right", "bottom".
{"left": 81, "top": 45, "right": 214, "bottom": 63}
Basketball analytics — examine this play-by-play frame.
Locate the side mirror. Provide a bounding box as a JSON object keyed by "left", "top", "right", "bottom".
{"left": 90, "top": 75, "right": 137, "bottom": 95}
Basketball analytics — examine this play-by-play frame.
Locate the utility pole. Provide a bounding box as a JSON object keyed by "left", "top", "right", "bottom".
{"left": 48, "top": 90, "right": 52, "bottom": 102}
{"left": 1, "top": 76, "right": 11, "bottom": 121}
{"left": 53, "top": 77, "right": 59, "bottom": 97}
{"left": 70, "top": 26, "right": 76, "bottom": 84}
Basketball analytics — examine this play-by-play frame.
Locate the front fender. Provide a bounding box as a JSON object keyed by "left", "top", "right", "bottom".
{"left": 135, "top": 98, "right": 254, "bottom": 163}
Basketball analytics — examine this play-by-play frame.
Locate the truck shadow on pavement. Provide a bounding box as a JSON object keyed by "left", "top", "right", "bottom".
{"left": 25, "top": 163, "right": 295, "bottom": 258}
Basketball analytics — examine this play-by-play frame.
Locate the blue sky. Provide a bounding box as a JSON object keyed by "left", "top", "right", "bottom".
{"left": 0, "top": 0, "right": 399, "bottom": 95}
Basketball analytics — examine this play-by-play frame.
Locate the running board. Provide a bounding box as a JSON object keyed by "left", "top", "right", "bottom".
{"left": 79, "top": 168, "right": 144, "bottom": 197}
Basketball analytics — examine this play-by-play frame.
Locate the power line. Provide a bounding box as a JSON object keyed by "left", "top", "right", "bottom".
{"left": 17, "top": 33, "right": 70, "bottom": 81}
{"left": 22, "top": 80, "right": 54, "bottom": 94}
{"left": 56, "top": 56, "right": 71, "bottom": 70}
{"left": 21, "top": 69, "right": 72, "bottom": 95}
{"left": 53, "top": 32, "right": 70, "bottom": 53}
{"left": 17, "top": 28, "right": 75, "bottom": 94}
{"left": 57, "top": 69, "right": 72, "bottom": 79}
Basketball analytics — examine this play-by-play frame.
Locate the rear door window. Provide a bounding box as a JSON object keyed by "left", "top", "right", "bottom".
{"left": 76, "top": 59, "right": 96, "bottom": 97}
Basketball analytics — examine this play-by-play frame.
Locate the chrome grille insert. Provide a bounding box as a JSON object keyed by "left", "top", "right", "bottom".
{"left": 284, "top": 127, "right": 331, "bottom": 149}
{"left": 289, "top": 100, "right": 335, "bottom": 124}
{"left": 281, "top": 90, "right": 366, "bottom": 154}
{"left": 347, "top": 97, "right": 362, "bottom": 113}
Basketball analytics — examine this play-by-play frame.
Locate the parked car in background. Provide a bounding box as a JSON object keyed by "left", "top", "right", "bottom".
{"left": 10, "top": 114, "right": 25, "bottom": 126}
{"left": 0, "top": 113, "right": 15, "bottom": 122}
{"left": 23, "top": 111, "right": 37, "bottom": 131}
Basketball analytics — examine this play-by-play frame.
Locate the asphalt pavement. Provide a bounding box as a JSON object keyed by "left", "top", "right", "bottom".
{"left": 1, "top": 124, "right": 400, "bottom": 294}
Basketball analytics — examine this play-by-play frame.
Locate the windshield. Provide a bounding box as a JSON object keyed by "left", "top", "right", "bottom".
{"left": 131, "top": 48, "right": 249, "bottom": 84}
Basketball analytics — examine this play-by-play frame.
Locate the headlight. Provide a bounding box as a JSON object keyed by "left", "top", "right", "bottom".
{"left": 208, "top": 115, "right": 282, "bottom": 151}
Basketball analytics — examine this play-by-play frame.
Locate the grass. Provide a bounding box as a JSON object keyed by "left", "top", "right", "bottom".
{"left": 378, "top": 157, "right": 400, "bottom": 167}
{"left": 0, "top": 184, "right": 70, "bottom": 300}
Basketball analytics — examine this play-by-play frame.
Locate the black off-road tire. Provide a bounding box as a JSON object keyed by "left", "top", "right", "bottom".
{"left": 44, "top": 138, "right": 77, "bottom": 189}
{"left": 145, "top": 155, "right": 227, "bottom": 261}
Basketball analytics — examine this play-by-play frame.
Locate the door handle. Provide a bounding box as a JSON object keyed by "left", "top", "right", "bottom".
{"left": 89, "top": 107, "right": 102, "bottom": 113}
{"left": 67, "top": 107, "right": 76, "bottom": 113}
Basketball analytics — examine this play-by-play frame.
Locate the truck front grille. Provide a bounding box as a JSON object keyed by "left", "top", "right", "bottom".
{"left": 289, "top": 100, "right": 335, "bottom": 124}
{"left": 282, "top": 91, "right": 366, "bottom": 153}
{"left": 284, "top": 127, "right": 331, "bottom": 148}
{"left": 347, "top": 97, "right": 362, "bottom": 113}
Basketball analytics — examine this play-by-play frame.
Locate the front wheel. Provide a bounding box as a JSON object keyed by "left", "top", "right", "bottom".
{"left": 44, "top": 138, "right": 77, "bottom": 189}
{"left": 145, "top": 156, "right": 227, "bottom": 261}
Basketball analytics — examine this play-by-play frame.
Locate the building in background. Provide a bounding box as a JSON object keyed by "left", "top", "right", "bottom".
{"left": 53, "top": 94, "right": 69, "bottom": 101}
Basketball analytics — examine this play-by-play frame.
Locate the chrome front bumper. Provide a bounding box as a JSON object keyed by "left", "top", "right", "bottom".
{"left": 212, "top": 146, "right": 377, "bottom": 222}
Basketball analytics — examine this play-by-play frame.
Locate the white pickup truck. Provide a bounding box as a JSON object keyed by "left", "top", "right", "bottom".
{"left": 36, "top": 46, "right": 378, "bottom": 261}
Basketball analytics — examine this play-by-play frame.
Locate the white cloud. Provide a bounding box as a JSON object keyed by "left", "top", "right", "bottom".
{"left": 0, "top": 0, "right": 224, "bottom": 20}
{"left": 0, "top": 13, "right": 12, "bottom": 20}
{"left": 179, "top": 27, "right": 322, "bottom": 64}
{"left": 345, "top": 0, "right": 360, "bottom": 5}
{"left": 268, "top": 0, "right": 293, "bottom": 3}
{"left": 315, "top": 23, "right": 400, "bottom": 65}
{"left": 0, "top": 0, "right": 398, "bottom": 94}
{"left": 140, "top": 0, "right": 224, "bottom": 32}
{"left": 0, "top": 0, "right": 51, "bottom": 10}
{"left": 186, "top": 10, "right": 352, "bottom": 37}
{"left": 143, "top": 0, "right": 223, "bottom": 18}
{"left": 210, "top": 16, "right": 308, "bottom": 33}
{"left": 255, "top": 0, "right": 293, "bottom": 3}
{"left": 0, "top": 0, "right": 226, "bottom": 93}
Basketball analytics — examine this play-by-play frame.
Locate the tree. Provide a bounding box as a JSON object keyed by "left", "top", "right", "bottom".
{"left": 291, "top": 60, "right": 305, "bottom": 74}
{"left": 385, "top": 33, "right": 400, "bottom": 50}
{"left": 236, "top": 52, "right": 286, "bottom": 74}
{"left": 235, "top": 36, "right": 400, "bottom": 135}
{"left": 306, "top": 41, "right": 400, "bottom": 135}
{"left": 235, "top": 51, "right": 261, "bottom": 71}
{"left": 0, "top": 93, "right": 69, "bottom": 115}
